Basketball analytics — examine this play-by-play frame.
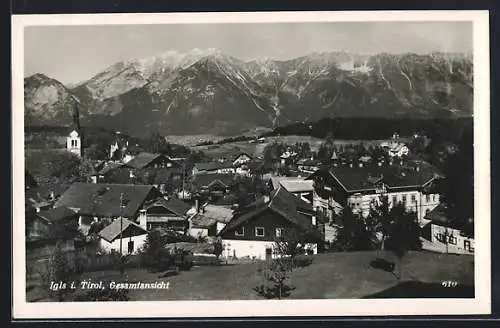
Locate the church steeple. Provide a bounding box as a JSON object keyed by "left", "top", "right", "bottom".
{"left": 67, "top": 100, "right": 83, "bottom": 158}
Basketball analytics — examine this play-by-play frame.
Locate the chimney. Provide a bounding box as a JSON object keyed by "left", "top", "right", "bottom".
{"left": 138, "top": 209, "right": 147, "bottom": 230}
{"left": 49, "top": 191, "right": 55, "bottom": 200}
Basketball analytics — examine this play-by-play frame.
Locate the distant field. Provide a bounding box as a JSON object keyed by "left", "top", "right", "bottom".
{"left": 165, "top": 135, "right": 226, "bottom": 147}
{"left": 27, "top": 250, "right": 474, "bottom": 301}
{"left": 190, "top": 135, "right": 411, "bottom": 158}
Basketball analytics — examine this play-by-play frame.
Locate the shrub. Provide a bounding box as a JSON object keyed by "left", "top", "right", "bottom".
{"left": 293, "top": 255, "right": 314, "bottom": 268}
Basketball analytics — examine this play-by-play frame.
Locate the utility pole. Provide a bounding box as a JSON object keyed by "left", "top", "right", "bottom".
{"left": 119, "top": 192, "right": 125, "bottom": 275}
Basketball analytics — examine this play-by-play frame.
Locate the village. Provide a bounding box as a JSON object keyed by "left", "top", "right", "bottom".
{"left": 24, "top": 112, "right": 476, "bottom": 302}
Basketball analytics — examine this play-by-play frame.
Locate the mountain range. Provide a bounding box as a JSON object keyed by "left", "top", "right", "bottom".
{"left": 24, "top": 48, "right": 473, "bottom": 136}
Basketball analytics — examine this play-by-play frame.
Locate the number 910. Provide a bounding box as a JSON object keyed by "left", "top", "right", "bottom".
{"left": 441, "top": 280, "right": 458, "bottom": 288}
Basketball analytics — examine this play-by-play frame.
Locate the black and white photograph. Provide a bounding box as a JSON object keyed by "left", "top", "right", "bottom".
{"left": 12, "top": 11, "right": 490, "bottom": 318}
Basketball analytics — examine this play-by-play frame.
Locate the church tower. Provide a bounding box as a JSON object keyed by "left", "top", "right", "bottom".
{"left": 66, "top": 101, "right": 83, "bottom": 158}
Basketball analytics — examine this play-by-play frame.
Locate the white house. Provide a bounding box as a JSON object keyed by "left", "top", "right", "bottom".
{"left": 98, "top": 217, "right": 149, "bottom": 255}
{"left": 218, "top": 187, "right": 319, "bottom": 260}
{"left": 421, "top": 206, "right": 474, "bottom": 255}
{"left": 307, "top": 160, "right": 443, "bottom": 225}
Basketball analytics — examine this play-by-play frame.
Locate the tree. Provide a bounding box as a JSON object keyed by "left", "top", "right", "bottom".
{"left": 385, "top": 204, "right": 422, "bottom": 280}
{"left": 254, "top": 257, "right": 294, "bottom": 299}
{"left": 140, "top": 230, "right": 173, "bottom": 272}
{"left": 40, "top": 240, "right": 79, "bottom": 301}
{"left": 333, "top": 207, "right": 373, "bottom": 251}
{"left": 212, "top": 238, "right": 223, "bottom": 262}
{"left": 274, "top": 227, "right": 319, "bottom": 263}
{"left": 366, "top": 196, "right": 392, "bottom": 258}
{"left": 439, "top": 125, "right": 474, "bottom": 235}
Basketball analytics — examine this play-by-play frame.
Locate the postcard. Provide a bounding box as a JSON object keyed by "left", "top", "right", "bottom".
{"left": 12, "top": 10, "right": 491, "bottom": 318}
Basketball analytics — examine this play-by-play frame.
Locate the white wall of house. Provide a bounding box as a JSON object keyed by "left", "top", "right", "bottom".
{"left": 99, "top": 234, "right": 148, "bottom": 255}
{"left": 348, "top": 190, "right": 440, "bottom": 223}
{"left": 221, "top": 239, "right": 318, "bottom": 260}
{"left": 189, "top": 227, "right": 209, "bottom": 238}
{"left": 427, "top": 224, "right": 475, "bottom": 255}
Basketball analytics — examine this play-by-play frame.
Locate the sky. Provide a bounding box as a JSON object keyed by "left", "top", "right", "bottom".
{"left": 24, "top": 21, "right": 472, "bottom": 85}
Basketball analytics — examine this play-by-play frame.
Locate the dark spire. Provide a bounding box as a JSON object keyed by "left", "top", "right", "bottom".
{"left": 72, "top": 100, "right": 81, "bottom": 132}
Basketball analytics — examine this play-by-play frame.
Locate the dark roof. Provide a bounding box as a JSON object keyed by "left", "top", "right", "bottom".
{"left": 325, "top": 160, "right": 443, "bottom": 193}
{"left": 54, "top": 182, "right": 160, "bottom": 218}
{"left": 151, "top": 168, "right": 183, "bottom": 184}
{"left": 25, "top": 171, "right": 38, "bottom": 188}
{"left": 125, "top": 152, "right": 165, "bottom": 169}
{"left": 219, "top": 187, "right": 314, "bottom": 236}
{"left": 98, "top": 218, "right": 148, "bottom": 243}
{"left": 194, "top": 161, "right": 234, "bottom": 171}
{"left": 145, "top": 197, "right": 191, "bottom": 217}
{"left": 191, "top": 173, "right": 236, "bottom": 189}
{"left": 37, "top": 207, "right": 78, "bottom": 223}
{"left": 297, "top": 159, "right": 320, "bottom": 166}
{"left": 98, "top": 162, "right": 125, "bottom": 175}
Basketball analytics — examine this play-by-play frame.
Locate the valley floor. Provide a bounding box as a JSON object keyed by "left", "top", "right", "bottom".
{"left": 27, "top": 250, "right": 474, "bottom": 302}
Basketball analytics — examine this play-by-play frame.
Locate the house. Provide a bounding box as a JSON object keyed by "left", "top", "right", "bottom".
{"left": 191, "top": 173, "right": 236, "bottom": 201}
{"left": 125, "top": 152, "right": 181, "bottom": 171}
{"left": 53, "top": 182, "right": 162, "bottom": 235}
{"left": 232, "top": 153, "right": 252, "bottom": 167}
{"left": 269, "top": 177, "right": 314, "bottom": 204}
{"left": 279, "top": 150, "right": 298, "bottom": 165}
{"left": 307, "top": 160, "right": 443, "bottom": 224}
{"left": 192, "top": 162, "right": 235, "bottom": 175}
{"left": 420, "top": 205, "right": 474, "bottom": 255}
{"left": 297, "top": 158, "right": 320, "bottom": 174}
{"left": 92, "top": 162, "right": 126, "bottom": 183}
{"left": 136, "top": 167, "right": 185, "bottom": 194}
{"left": 143, "top": 197, "right": 193, "bottom": 233}
{"left": 380, "top": 133, "right": 409, "bottom": 158}
{"left": 27, "top": 206, "right": 80, "bottom": 241}
{"left": 189, "top": 203, "right": 234, "bottom": 239}
{"left": 98, "top": 218, "right": 149, "bottom": 255}
{"left": 218, "top": 187, "right": 319, "bottom": 260}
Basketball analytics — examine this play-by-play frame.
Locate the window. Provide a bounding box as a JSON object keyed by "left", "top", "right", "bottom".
{"left": 255, "top": 227, "right": 265, "bottom": 237}
{"left": 426, "top": 194, "right": 430, "bottom": 203}
{"left": 402, "top": 195, "right": 407, "bottom": 203}
{"left": 234, "top": 226, "right": 245, "bottom": 236}
{"left": 392, "top": 196, "right": 397, "bottom": 204}
{"left": 276, "top": 227, "right": 285, "bottom": 238}
{"left": 411, "top": 194, "right": 416, "bottom": 202}
{"left": 127, "top": 240, "right": 134, "bottom": 254}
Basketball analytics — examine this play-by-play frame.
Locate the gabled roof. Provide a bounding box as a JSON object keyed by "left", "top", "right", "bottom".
{"left": 125, "top": 152, "right": 172, "bottom": 169}
{"left": 98, "top": 218, "right": 148, "bottom": 243}
{"left": 54, "top": 182, "right": 160, "bottom": 218}
{"left": 37, "top": 207, "right": 78, "bottom": 223}
{"left": 219, "top": 187, "right": 314, "bottom": 236}
{"left": 97, "top": 162, "right": 125, "bottom": 175}
{"left": 192, "top": 173, "right": 236, "bottom": 189}
{"left": 194, "top": 161, "right": 234, "bottom": 171}
{"left": 145, "top": 197, "right": 191, "bottom": 218}
{"left": 321, "top": 160, "right": 443, "bottom": 193}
